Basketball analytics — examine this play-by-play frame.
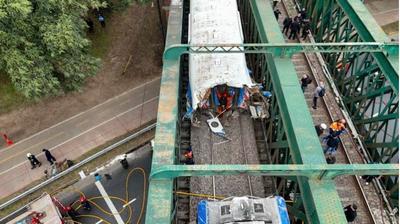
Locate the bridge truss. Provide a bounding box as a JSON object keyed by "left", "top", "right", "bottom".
{"left": 146, "top": 0, "right": 399, "bottom": 223}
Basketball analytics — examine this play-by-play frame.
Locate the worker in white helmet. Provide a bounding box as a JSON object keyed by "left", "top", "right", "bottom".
{"left": 27, "top": 153, "right": 41, "bottom": 169}
{"left": 314, "top": 123, "right": 327, "bottom": 136}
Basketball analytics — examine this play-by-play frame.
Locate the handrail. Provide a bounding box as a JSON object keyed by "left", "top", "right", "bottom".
{"left": 0, "top": 123, "right": 156, "bottom": 211}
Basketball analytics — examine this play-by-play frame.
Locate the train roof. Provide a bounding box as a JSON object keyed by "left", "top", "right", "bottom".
{"left": 198, "top": 196, "right": 290, "bottom": 224}
{"left": 189, "top": 0, "right": 254, "bottom": 110}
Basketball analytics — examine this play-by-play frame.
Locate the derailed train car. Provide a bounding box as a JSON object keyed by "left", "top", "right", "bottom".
{"left": 185, "top": 0, "right": 270, "bottom": 120}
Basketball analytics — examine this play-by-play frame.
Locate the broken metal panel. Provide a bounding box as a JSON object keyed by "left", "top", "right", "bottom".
{"left": 189, "top": 0, "right": 254, "bottom": 110}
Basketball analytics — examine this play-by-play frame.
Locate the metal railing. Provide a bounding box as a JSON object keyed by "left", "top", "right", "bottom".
{"left": 0, "top": 123, "right": 156, "bottom": 212}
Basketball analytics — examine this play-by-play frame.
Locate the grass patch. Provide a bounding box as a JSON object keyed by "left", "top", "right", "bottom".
{"left": 87, "top": 23, "right": 112, "bottom": 59}
{"left": 382, "top": 21, "right": 399, "bottom": 36}
{"left": 0, "top": 73, "right": 28, "bottom": 114}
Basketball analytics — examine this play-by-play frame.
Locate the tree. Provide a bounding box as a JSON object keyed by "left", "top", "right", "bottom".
{"left": 0, "top": 0, "right": 106, "bottom": 98}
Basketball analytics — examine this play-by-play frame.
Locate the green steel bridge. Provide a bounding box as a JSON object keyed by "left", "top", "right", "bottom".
{"left": 146, "top": 0, "right": 399, "bottom": 223}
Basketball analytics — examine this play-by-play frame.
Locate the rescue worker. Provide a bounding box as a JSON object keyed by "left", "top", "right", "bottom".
{"left": 27, "top": 153, "right": 41, "bottom": 169}
{"left": 184, "top": 146, "right": 194, "bottom": 165}
{"left": 282, "top": 16, "right": 292, "bottom": 36}
{"left": 274, "top": 9, "right": 281, "bottom": 20}
{"left": 289, "top": 19, "right": 300, "bottom": 40}
{"left": 312, "top": 81, "right": 325, "bottom": 109}
{"left": 216, "top": 85, "right": 233, "bottom": 114}
{"left": 344, "top": 204, "right": 358, "bottom": 222}
{"left": 80, "top": 195, "right": 92, "bottom": 210}
{"left": 301, "top": 19, "right": 311, "bottom": 40}
{"left": 314, "top": 123, "right": 327, "bottom": 136}
{"left": 328, "top": 119, "right": 347, "bottom": 137}
{"left": 65, "top": 204, "right": 79, "bottom": 219}
{"left": 324, "top": 135, "right": 340, "bottom": 156}
{"left": 300, "top": 74, "right": 311, "bottom": 92}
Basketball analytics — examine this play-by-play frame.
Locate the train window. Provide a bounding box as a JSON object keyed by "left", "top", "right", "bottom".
{"left": 220, "top": 205, "right": 231, "bottom": 216}
{"left": 254, "top": 203, "right": 264, "bottom": 213}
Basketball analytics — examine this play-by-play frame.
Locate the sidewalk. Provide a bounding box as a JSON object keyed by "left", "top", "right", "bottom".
{"left": 0, "top": 78, "right": 160, "bottom": 199}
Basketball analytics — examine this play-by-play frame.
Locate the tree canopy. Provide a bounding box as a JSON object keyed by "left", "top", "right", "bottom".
{"left": 0, "top": 0, "right": 106, "bottom": 98}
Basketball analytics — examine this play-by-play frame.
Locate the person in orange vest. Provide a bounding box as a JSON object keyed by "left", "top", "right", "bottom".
{"left": 323, "top": 119, "right": 347, "bottom": 142}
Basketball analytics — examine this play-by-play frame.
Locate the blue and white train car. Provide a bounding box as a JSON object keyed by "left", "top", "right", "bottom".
{"left": 197, "top": 196, "right": 290, "bottom": 224}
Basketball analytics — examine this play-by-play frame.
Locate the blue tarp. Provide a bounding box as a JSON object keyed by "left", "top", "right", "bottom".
{"left": 276, "top": 196, "right": 290, "bottom": 224}
{"left": 184, "top": 83, "right": 194, "bottom": 119}
{"left": 197, "top": 200, "right": 208, "bottom": 224}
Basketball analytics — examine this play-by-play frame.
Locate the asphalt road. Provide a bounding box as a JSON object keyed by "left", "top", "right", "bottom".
{"left": 58, "top": 145, "right": 152, "bottom": 224}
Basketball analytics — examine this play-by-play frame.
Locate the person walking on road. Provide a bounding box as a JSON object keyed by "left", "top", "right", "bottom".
{"left": 27, "top": 153, "right": 41, "bottom": 169}
{"left": 312, "top": 81, "right": 325, "bottom": 109}
{"left": 42, "top": 149, "right": 56, "bottom": 165}
{"left": 343, "top": 204, "right": 358, "bottom": 222}
{"left": 282, "top": 16, "right": 292, "bottom": 36}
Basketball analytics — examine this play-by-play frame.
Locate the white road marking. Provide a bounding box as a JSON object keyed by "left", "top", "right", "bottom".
{"left": 95, "top": 180, "right": 125, "bottom": 224}
{"left": 123, "top": 198, "right": 136, "bottom": 208}
{"left": 79, "top": 170, "right": 86, "bottom": 179}
{"left": 0, "top": 77, "right": 161, "bottom": 151}
{"left": 0, "top": 96, "right": 159, "bottom": 176}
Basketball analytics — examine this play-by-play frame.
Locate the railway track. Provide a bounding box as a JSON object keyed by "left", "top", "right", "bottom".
{"left": 277, "top": 0, "right": 389, "bottom": 223}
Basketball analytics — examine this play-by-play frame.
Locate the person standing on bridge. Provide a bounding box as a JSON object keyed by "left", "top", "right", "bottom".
{"left": 42, "top": 149, "right": 57, "bottom": 165}
{"left": 288, "top": 18, "right": 300, "bottom": 40}
{"left": 300, "top": 74, "right": 312, "bottom": 92}
{"left": 282, "top": 16, "right": 292, "bottom": 36}
{"left": 274, "top": 8, "right": 281, "bottom": 20}
{"left": 312, "top": 81, "right": 325, "bottom": 109}
{"left": 343, "top": 204, "right": 358, "bottom": 222}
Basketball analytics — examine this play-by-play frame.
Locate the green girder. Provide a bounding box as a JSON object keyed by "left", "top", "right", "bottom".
{"left": 151, "top": 164, "right": 399, "bottom": 180}
{"left": 145, "top": 0, "right": 399, "bottom": 223}
{"left": 163, "top": 42, "right": 399, "bottom": 60}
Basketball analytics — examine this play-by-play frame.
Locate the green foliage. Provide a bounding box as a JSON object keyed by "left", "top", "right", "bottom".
{"left": 0, "top": 0, "right": 105, "bottom": 98}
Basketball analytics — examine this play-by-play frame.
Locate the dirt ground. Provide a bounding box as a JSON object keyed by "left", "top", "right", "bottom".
{"left": 0, "top": 3, "right": 163, "bottom": 146}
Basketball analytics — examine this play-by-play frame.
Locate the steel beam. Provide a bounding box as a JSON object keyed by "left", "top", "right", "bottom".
{"left": 336, "top": 0, "right": 399, "bottom": 94}
{"left": 151, "top": 164, "right": 399, "bottom": 180}
{"left": 250, "top": 1, "right": 349, "bottom": 223}
{"left": 163, "top": 42, "right": 398, "bottom": 59}
{"left": 145, "top": 1, "right": 183, "bottom": 223}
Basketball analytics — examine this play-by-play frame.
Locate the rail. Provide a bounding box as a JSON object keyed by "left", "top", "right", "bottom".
{"left": 280, "top": 0, "right": 397, "bottom": 222}
{"left": 0, "top": 123, "right": 156, "bottom": 210}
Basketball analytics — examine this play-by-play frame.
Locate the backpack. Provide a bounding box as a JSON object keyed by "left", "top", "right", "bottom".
{"left": 318, "top": 87, "right": 325, "bottom": 97}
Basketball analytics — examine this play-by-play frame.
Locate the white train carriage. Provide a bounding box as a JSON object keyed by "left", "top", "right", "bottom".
{"left": 187, "top": 0, "right": 255, "bottom": 115}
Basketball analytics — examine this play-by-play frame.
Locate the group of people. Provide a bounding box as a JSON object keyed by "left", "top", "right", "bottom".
{"left": 27, "top": 149, "right": 56, "bottom": 169}
{"left": 314, "top": 119, "right": 347, "bottom": 164}
{"left": 299, "top": 74, "right": 326, "bottom": 109}
{"left": 281, "top": 8, "right": 311, "bottom": 40}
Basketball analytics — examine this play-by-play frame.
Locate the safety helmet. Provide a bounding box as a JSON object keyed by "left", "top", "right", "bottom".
{"left": 27, "top": 153, "right": 32, "bottom": 157}
{"left": 320, "top": 123, "right": 327, "bottom": 130}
